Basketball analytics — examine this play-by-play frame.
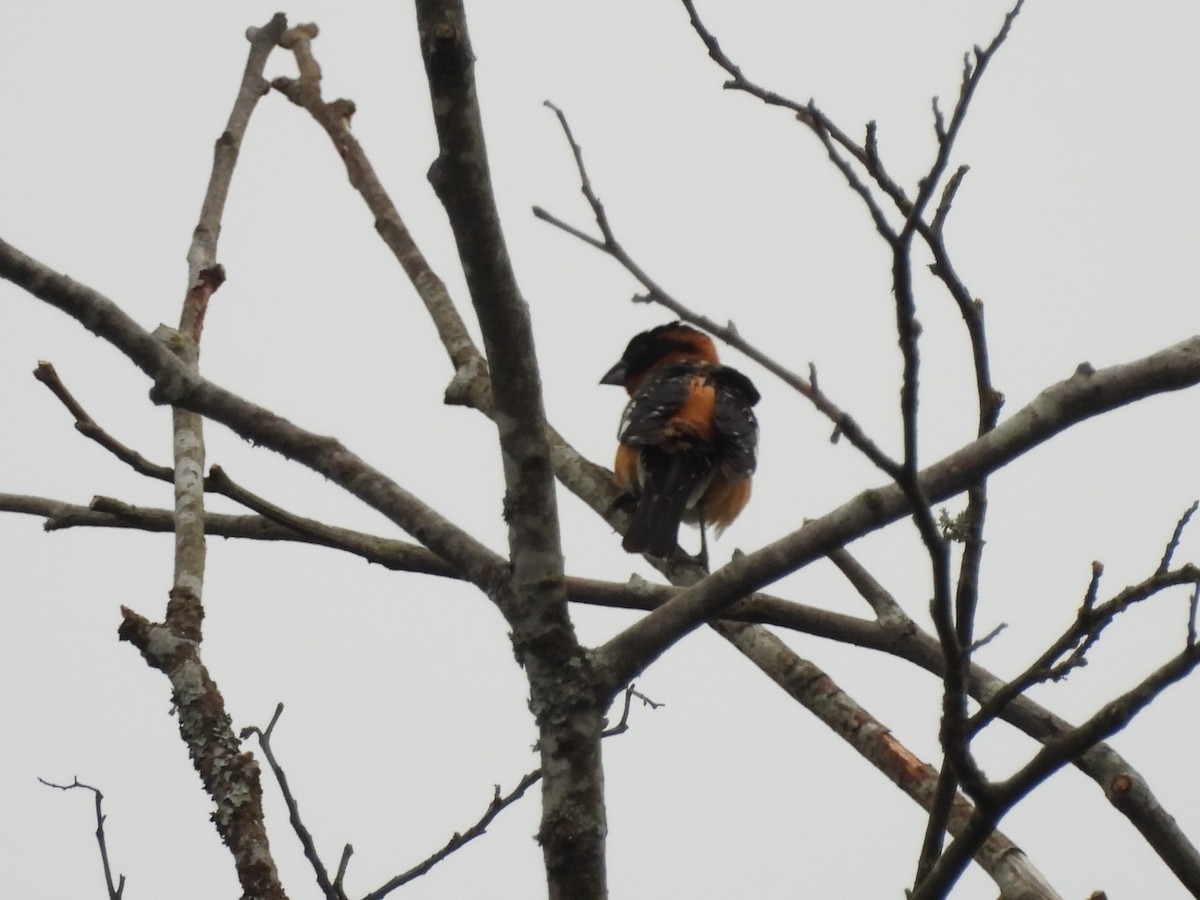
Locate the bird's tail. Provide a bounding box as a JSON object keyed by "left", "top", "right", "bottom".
{"left": 622, "top": 448, "right": 710, "bottom": 557}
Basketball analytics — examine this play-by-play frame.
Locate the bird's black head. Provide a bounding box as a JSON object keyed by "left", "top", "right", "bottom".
{"left": 600, "top": 322, "right": 718, "bottom": 392}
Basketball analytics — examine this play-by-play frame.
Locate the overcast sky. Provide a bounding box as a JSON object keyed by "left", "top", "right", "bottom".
{"left": 3, "top": 2, "right": 1199, "bottom": 897}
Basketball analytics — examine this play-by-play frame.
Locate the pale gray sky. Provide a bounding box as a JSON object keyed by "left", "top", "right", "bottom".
{"left": 3, "top": 2, "right": 1199, "bottom": 897}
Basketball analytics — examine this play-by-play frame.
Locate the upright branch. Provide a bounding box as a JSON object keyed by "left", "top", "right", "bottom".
{"left": 414, "top": 3, "right": 606, "bottom": 897}
{"left": 682, "top": 1, "right": 1027, "bottom": 874}
{"left": 900, "top": 0, "right": 1025, "bottom": 239}
{"left": 241, "top": 706, "right": 342, "bottom": 900}
{"left": 115, "top": 16, "right": 290, "bottom": 899}
{"left": 414, "top": 1, "right": 565, "bottom": 607}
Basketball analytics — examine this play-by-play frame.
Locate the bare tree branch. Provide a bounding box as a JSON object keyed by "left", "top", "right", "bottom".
{"left": 713, "top": 622, "right": 1062, "bottom": 899}
{"left": 413, "top": 0, "right": 573, "bottom": 655}
{"left": 10, "top": 465, "right": 1200, "bottom": 890}
{"left": 899, "top": 0, "right": 1026, "bottom": 241}
{"left": 1159, "top": 501, "right": 1199, "bottom": 575}
{"left": 110, "top": 15, "right": 290, "bottom": 899}
{"left": 33, "top": 361, "right": 173, "bottom": 480}
{"left": 679, "top": 0, "right": 1008, "bottom": 435}
{"left": 601, "top": 683, "right": 664, "bottom": 739}
{"left": 360, "top": 771, "right": 542, "bottom": 900}
{"left": 594, "top": 340, "right": 1200, "bottom": 691}
{"left": 24, "top": 357, "right": 473, "bottom": 580}
{"left": 268, "top": 19, "right": 631, "bottom": 569}
{"left": 969, "top": 562, "right": 1200, "bottom": 735}
{"left": 0, "top": 237, "right": 506, "bottom": 588}
{"left": 245, "top": 704, "right": 543, "bottom": 900}
{"left": 241, "top": 706, "right": 343, "bottom": 900}
{"left": 533, "top": 106, "right": 903, "bottom": 479}
{"left": 912, "top": 639, "right": 1200, "bottom": 899}
{"left": 541, "top": 21, "right": 1021, "bottom": 842}
{"left": 686, "top": 2, "right": 1026, "bottom": 880}
{"left": 859, "top": 560, "right": 1200, "bottom": 892}
{"left": 244, "top": 682, "right": 661, "bottom": 899}
{"left": 270, "top": 23, "right": 485, "bottom": 397}
{"left": 4, "top": 9, "right": 1198, "bottom": 898}
{"left": 38, "top": 777, "right": 126, "bottom": 900}
{"left": 413, "top": 5, "right": 605, "bottom": 897}
{"left": 0, "top": 489, "right": 895, "bottom": 645}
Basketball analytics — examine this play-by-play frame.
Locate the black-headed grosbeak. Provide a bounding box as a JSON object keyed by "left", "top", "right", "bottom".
{"left": 601, "top": 322, "right": 760, "bottom": 558}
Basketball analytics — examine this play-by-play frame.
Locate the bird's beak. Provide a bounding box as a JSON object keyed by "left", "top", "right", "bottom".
{"left": 600, "top": 361, "right": 629, "bottom": 386}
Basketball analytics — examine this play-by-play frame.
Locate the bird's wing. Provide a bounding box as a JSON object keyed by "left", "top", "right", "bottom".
{"left": 616, "top": 361, "right": 702, "bottom": 446}
{"left": 712, "top": 366, "right": 759, "bottom": 478}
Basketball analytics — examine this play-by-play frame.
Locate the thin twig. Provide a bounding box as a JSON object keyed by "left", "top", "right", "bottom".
{"left": 27, "top": 359, "right": 471, "bottom": 579}
{"left": 602, "top": 683, "right": 664, "bottom": 738}
{"left": 245, "top": 715, "right": 544, "bottom": 900}
{"left": 33, "top": 361, "right": 173, "bottom": 479}
{"left": 900, "top": 0, "right": 1026, "bottom": 242}
{"left": 969, "top": 563, "right": 1200, "bottom": 734}
{"left": 242, "top": 705, "right": 342, "bottom": 900}
{"left": 536, "top": 103, "right": 904, "bottom": 479}
{"left": 247, "top": 675, "right": 662, "bottom": 899}
{"left": 827, "top": 546, "right": 1200, "bottom": 891}
{"left": 912, "top": 638, "right": 1200, "bottom": 899}
{"left": 1158, "top": 501, "right": 1199, "bottom": 574}
{"left": 38, "top": 777, "right": 126, "bottom": 899}
{"left": 361, "top": 771, "right": 543, "bottom": 900}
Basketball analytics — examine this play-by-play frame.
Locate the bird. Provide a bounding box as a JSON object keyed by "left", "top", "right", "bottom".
{"left": 600, "top": 321, "right": 760, "bottom": 560}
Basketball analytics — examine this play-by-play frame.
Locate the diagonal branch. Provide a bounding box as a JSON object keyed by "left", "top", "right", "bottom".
{"left": 359, "top": 771, "right": 542, "bottom": 900}
{"left": 912, "top": 639, "right": 1200, "bottom": 899}
{"left": 0, "top": 236, "right": 506, "bottom": 590}
{"left": 0, "top": 489, "right": 897, "bottom": 647}
{"left": 969, "top": 562, "right": 1200, "bottom": 735}
{"left": 679, "top": 0, "right": 1009, "bottom": 438}
{"left": 243, "top": 703, "right": 544, "bottom": 900}
{"left": 533, "top": 104, "right": 903, "bottom": 479}
{"left": 270, "top": 23, "right": 484, "bottom": 395}
{"left": 268, "top": 21, "right": 629, "bottom": 558}
{"left": 594, "top": 340, "right": 1200, "bottom": 691}
{"left": 899, "top": 0, "right": 1025, "bottom": 241}
{"left": 713, "top": 623, "right": 1062, "bottom": 899}
{"left": 26, "top": 358, "right": 472, "bottom": 581}
{"left": 33, "top": 361, "right": 172, "bottom": 480}
{"left": 13, "top": 480, "right": 1200, "bottom": 888}
{"left": 843, "top": 551, "right": 1200, "bottom": 892}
